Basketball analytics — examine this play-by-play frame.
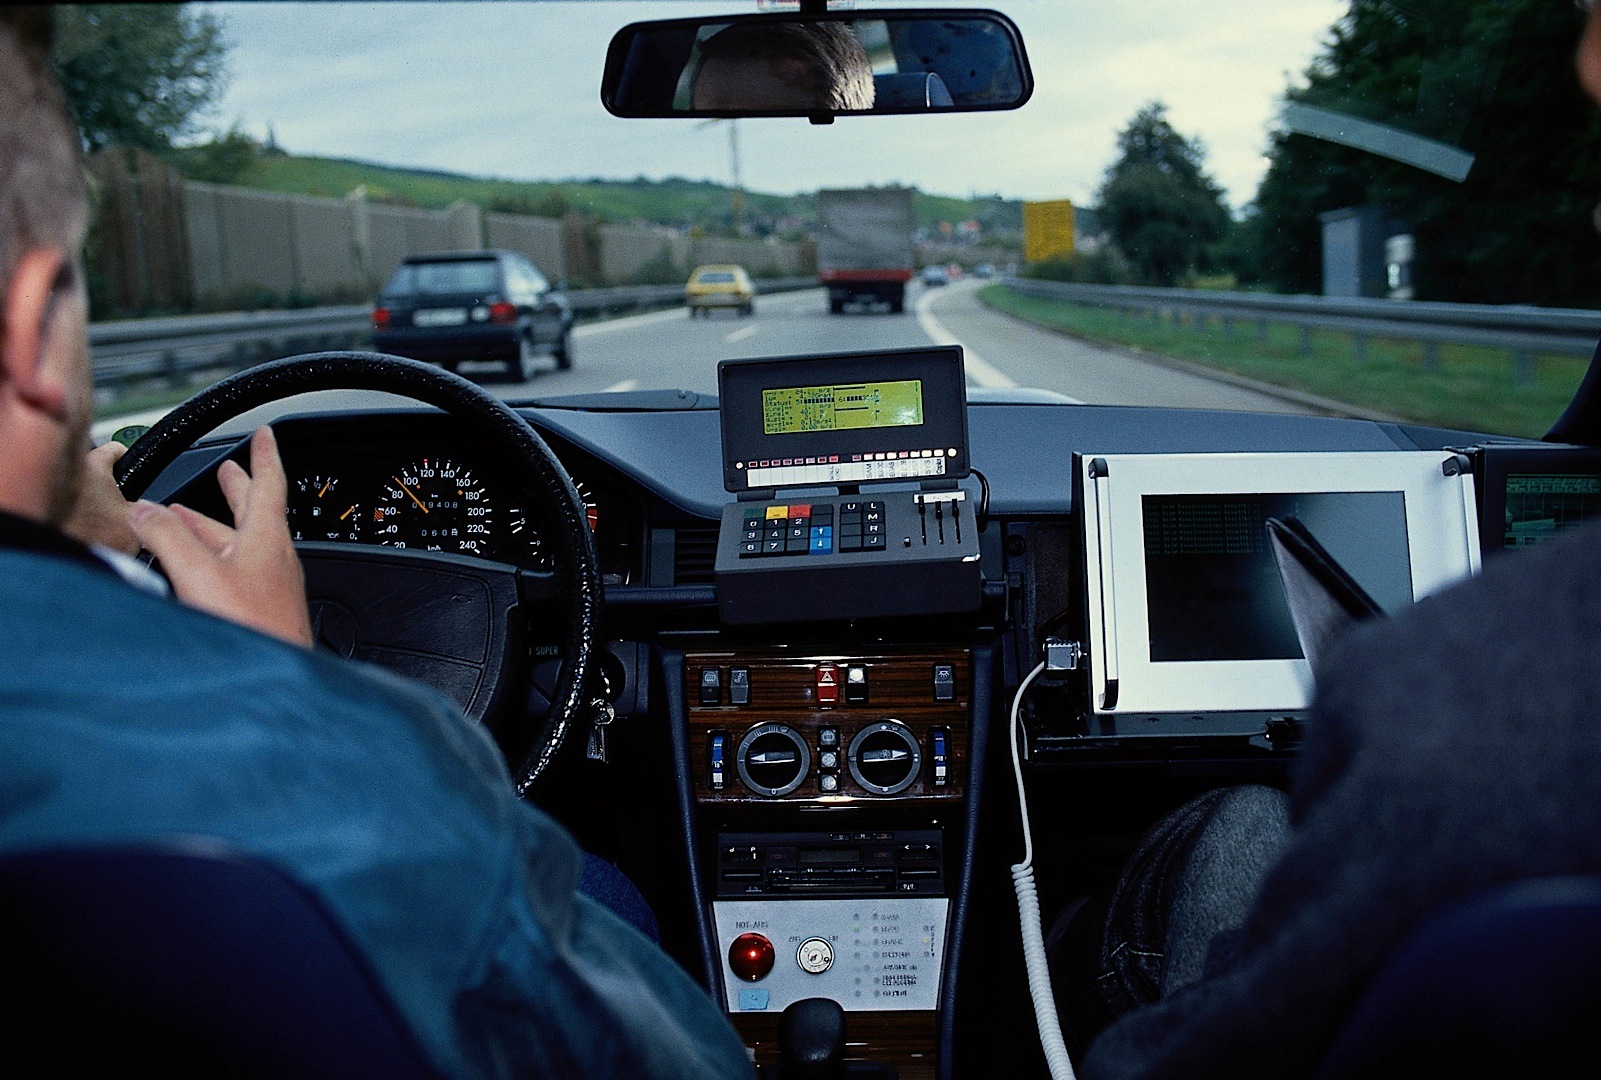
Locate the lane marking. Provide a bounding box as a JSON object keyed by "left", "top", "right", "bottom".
{"left": 576, "top": 306, "right": 693, "bottom": 337}
{"left": 602, "top": 378, "right": 640, "bottom": 392}
{"left": 913, "top": 284, "right": 1015, "bottom": 389}
{"left": 725, "top": 325, "right": 760, "bottom": 343}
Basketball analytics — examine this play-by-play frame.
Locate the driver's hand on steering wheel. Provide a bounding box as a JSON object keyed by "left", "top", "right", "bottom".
{"left": 127, "top": 426, "right": 316, "bottom": 649}
{"left": 63, "top": 441, "right": 140, "bottom": 557}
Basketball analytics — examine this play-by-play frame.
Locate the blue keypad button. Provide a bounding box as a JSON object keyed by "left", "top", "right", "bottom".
{"left": 738, "top": 988, "right": 770, "bottom": 1011}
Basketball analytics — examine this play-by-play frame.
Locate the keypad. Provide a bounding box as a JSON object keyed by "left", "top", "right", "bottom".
{"left": 738, "top": 500, "right": 886, "bottom": 558}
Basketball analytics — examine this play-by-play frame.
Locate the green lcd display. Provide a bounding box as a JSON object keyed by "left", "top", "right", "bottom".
{"left": 1503, "top": 473, "right": 1601, "bottom": 547}
{"left": 761, "top": 380, "right": 924, "bottom": 435}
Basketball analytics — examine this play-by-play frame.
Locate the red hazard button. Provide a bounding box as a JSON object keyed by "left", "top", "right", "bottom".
{"left": 816, "top": 662, "right": 839, "bottom": 705}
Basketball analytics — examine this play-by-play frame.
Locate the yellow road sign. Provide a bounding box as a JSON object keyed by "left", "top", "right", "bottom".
{"left": 1024, "top": 200, "right": 1075, "bottom": 263}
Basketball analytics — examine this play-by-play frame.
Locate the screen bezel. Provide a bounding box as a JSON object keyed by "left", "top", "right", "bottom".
{"left": 1079, "top": 451, "right": 1481, "bottom": 716}
{"left": 1478, "top": 444, "right": 1601, "bottom": 556}
{"left": 718, "top": 346, "right": 969, "bottom": 493}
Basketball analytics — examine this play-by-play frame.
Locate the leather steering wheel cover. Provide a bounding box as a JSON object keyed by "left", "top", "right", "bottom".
{"left": 113, "top": 351, "right": 600, "bottom": 796}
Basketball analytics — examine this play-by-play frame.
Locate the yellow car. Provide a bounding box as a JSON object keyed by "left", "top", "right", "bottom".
{"left": 685, "top": 264, "right": 755, "bottom": 317}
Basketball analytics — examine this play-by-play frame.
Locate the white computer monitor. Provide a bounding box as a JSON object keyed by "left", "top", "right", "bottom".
{"left": 1079, "top": 451, "right": 1481, "bottom": 716}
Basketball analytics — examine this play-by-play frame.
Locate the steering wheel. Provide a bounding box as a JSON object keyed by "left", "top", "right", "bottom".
{"left": 113, "top": 351, "right": 602, "bottom": 797}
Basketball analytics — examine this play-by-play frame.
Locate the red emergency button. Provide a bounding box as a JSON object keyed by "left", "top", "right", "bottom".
{"left": 816, "top": 663, "right": 839, "bottom": 705}
{"left": 729, "top": 932, "right": 775, "bottom": 981}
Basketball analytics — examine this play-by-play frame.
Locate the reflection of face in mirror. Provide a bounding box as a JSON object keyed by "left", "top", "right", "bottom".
{"left": 690, "top": 21, "right": 874, "bottom": 112}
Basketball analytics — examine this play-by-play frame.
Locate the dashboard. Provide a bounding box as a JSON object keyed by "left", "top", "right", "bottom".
{"left": 141, "top": 385, "right": 1601, "bottom": 1080}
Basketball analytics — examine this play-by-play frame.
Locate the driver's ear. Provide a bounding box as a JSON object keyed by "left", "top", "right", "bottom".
{"left": 0, "top": 247, "right": 72, "bottom": 420}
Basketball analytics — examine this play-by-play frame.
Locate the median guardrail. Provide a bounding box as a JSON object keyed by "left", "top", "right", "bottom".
{"left": 1000, "top": 277, "right": 1601, "bottom": 383}
{"left": 90, "top": 277, "right": 818, "bottom": 396}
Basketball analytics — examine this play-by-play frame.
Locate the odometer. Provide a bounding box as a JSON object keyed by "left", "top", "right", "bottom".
{"left": 372, "top": 458, "right": 495, "bottom": 556}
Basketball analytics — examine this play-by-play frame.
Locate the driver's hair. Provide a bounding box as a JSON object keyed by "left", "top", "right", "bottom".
{"left": 696, "top": 21, "right": 875, "bottom": 111}
{"left": 0, "top": 8, "right": 87, "bottom": 326}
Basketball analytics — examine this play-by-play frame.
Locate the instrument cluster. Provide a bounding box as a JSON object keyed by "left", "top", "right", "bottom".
{"left": 284, "top": 454, "right": 600, "bottom": 569}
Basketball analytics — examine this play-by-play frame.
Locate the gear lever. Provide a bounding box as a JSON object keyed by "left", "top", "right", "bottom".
{"left": 779, "top": 998, "right": 846, "bottom": 1080}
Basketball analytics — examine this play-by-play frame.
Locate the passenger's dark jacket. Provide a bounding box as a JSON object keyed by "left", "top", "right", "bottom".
{"left": 1085, "top": 520, "right": 1601, "bottom": 1079}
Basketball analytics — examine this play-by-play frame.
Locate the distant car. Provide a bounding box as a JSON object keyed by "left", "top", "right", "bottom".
{"left": 371, "top": 251, "right": 573, "bottom": 381}
{"left": 686, "top": 264, "right": 755, "bottom": 317}
{"left": 974, "top": 263, "right": 997, "bottom": 278}
{"left": 920, "top": 265, "right": 949, "bottom": 286}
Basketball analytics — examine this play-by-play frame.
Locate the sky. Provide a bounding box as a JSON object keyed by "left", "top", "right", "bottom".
{"left": 203, "top": 0, "right": 1348, "bottom": 209}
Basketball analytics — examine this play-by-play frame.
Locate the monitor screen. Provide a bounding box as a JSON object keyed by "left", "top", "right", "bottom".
{"left": 1478, "top": 446, "right": 1601, "bottom": 555}
{"left": 719, "top": 347, "right": 968, "bottom": 492}
{"left": 1079, "top": 451, "right": 1480, "bottom": 717}
{"left": 1142, "top": 492, "right": 1412, "bottom": 662}
{"left": 761, "top": 380, "right": 925, "bottom": 436}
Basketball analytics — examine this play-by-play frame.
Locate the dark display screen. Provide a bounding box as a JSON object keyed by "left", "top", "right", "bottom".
{"left": 1503, "top": 473, "right": 1601, "bottom": 548}
{"left": 1142, "top": 492, "right": 1413, "bottom": 662}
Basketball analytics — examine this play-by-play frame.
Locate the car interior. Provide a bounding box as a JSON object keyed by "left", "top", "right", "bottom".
{"left": 20, "top": 1, "right": 1601, "bottom": 1078}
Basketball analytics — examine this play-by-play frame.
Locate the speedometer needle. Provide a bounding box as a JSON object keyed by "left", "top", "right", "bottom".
{"left": 392, "top": 478, "right": 428, "bottom": 513}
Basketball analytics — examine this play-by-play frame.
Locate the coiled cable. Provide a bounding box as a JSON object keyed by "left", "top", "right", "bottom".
{"left": 1010, "top": 659, "right": 1077, "bottom": 1080}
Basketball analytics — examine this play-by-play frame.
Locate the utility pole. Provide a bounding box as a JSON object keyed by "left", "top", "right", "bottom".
{"left": 728, "top": 119, "right": 745, "bottom": 235}
{"left": 698, "top": 118, "right": 745, "bottom": 235}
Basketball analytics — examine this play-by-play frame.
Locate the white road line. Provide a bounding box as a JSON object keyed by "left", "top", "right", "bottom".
{"left": 724, "top": 325, "right": 760, "bottom": 343}
{"left": 575, "top": 305, "right": 692, "bottom": 337}
{"left": 601, "top": 378, "right": 640, "bottom": 392}
{"left": 914, "top": 284, "right": 1015, "bottom": 389}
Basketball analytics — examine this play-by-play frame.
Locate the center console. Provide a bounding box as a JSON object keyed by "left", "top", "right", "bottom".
{"left": 672, "top": 347, "right": 992, "bottom": 1079}
{"left": 685, "top": 648, "right": 971, "bottom": 1077}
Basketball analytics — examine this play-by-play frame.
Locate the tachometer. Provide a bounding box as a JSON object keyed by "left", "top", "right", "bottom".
{"left": 372, "top": 458, "right": 495, "bottom": 557}
{"left": 288, "top": 475, "right": 362, "bottom": 542}
{"left": 508, "top": 478, "right": 597, "bottom": 568}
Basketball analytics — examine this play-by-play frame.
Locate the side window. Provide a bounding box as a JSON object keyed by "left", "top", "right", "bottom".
{"left": 382, "top": 264, "right": 415, "bottom": 298}
{"left": 519, "top": 258, "right": 549, "bottom": 294}
{"left": 498, "top": 260, "right": 525, "bottom": 297}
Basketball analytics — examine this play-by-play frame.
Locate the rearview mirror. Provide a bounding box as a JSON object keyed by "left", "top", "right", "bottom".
{"left": 601, "top": 9, "right": 1032, "bottom": 121}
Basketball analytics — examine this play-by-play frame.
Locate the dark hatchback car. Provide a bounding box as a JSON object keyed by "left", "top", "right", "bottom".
{"left": 372, "top": 251, "right": 574, "bottom": 381}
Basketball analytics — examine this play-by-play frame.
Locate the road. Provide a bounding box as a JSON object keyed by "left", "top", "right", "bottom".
{"left": 94, "top": 280, "right": 1308, "bottom": 441}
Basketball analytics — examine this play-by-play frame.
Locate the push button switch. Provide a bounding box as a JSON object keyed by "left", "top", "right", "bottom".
{"left": 699, "top": 667, "right": 722, "bottom": 705}
{"left": 815, "top": 663, "right": 839, "bottom": 705}
{"left": 844, "top": 665, "right": 869, "bottom": 704}
{"left": 932, "top": 664, "right": 956, "bottom": 702}
{"left": 729, "top": 667, "right": 751, "bottom": 706}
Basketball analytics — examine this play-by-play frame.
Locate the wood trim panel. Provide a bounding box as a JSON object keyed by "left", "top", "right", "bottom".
{"left": 732, "top": 1009, "right": 937, "bottom": 1078}
{"left": 684, "top": 649, "right": 971, "bottom": 805}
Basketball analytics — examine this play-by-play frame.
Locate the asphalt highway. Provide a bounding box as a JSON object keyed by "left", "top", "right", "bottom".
{"left": 515, "top": 280, "right": 1305, "bottom": 413}
{"left": 95, "top": 280, "right": 1310, "bottom": 442}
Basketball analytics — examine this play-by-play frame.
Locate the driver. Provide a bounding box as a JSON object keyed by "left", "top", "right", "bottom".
{"left": 691, "top": 20, "right": 875, "bottom": 112}
{"left": 0, "top": 9, "right": 753, "bottom": 1078}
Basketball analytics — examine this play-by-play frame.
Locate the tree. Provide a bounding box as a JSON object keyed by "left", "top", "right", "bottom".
{"left": 1249, "top": 0, "right": 1601, "bottom": 306}
{"left": 170, "top": 127, "right": 260, "bottom": 184}
{"left": 1097, "top": 103, "right": 1230, "bottom": 286}
{"left": 53, "top": 5, "right": 229, "bottom": 153}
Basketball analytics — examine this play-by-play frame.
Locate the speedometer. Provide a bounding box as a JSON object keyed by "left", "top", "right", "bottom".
{"left": 372, "top": 458, "right": 496, "bottom": 557}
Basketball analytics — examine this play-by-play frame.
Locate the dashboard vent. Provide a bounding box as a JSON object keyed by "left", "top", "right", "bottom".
{"left": 674, "top": 525, "right": 719, "bottom": 585}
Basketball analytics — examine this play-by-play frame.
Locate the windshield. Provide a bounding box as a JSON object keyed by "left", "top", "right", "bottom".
{"left": 80, "top": 1, "right": 1601, "bottom": 439}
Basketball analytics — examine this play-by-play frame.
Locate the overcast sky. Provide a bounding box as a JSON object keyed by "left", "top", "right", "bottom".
{"left": 204, "top": 0, "right": 1347, "bottom": 209}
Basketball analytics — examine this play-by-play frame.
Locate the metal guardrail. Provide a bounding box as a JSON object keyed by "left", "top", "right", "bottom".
{"left": 1000, "top": 278, "right": 1601, "bottom": 380}
{"left": 89, "top": 277, "right": 819, "bottom": 394}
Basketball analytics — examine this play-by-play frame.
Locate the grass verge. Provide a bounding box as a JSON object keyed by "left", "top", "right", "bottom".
{"left": 978, "top": 284, "right": 1588, "bottom": 438}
